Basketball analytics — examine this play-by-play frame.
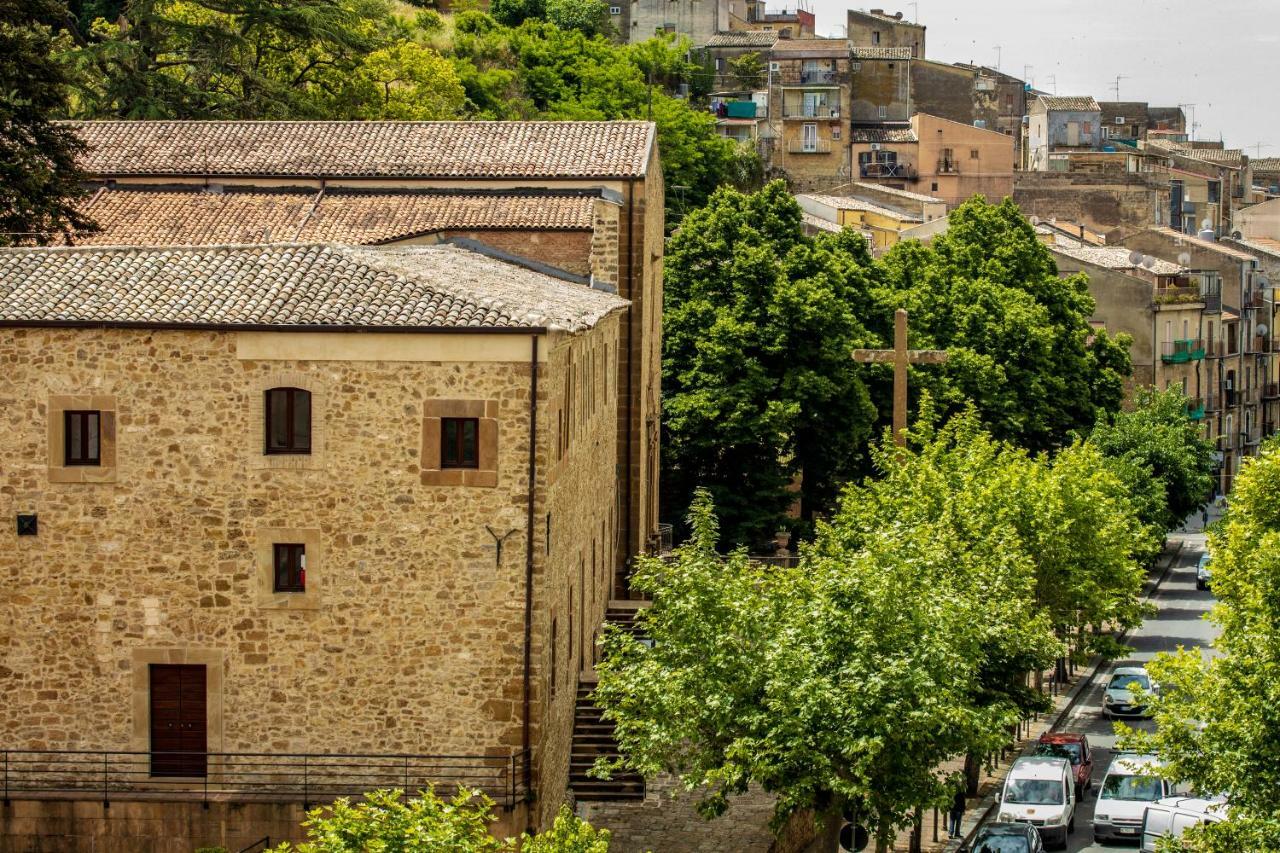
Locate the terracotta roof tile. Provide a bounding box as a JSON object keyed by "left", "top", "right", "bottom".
{"left": 799, "top": 193, "right": 920, "bottom": 221}
{"left": 704, "top": 31, "right": 778, "bottom": 47}
{"left": 850, "top": 46, "right": 912, "bottom": 59}
{"left": 0, "top": 244, "right": 626, "bottom": 332}
{"left": 69, "top": 120, "right": 655, "bottom": 179}
{"left": 849, "top": 125, "right": 917, "bottom": 143}
{"left": 1252, "top": 158, "right": 1280, "bottom": 173}
{"left": 74, "top": 187, "right": 596, "bottom": 246}
{"left": 1146, "top": 227, "right": 1259, "bottom": 262}
{"left": 1038, "top": 95, "right": 1100, "bottom": 112}
{"left": 1050, "top": 238, "right": 1186, "bottom": 275}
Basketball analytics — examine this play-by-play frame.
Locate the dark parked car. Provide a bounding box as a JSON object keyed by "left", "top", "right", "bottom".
{"left": 1035, "top": 732, "right": 1094, "bottom": 798}
{"left": 962, "top": 823, "right": 1045, "bottom": 853}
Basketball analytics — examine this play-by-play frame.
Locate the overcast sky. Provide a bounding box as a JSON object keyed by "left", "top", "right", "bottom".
{"left": 809, "top": 0, "right": 1280, "bottom": 155}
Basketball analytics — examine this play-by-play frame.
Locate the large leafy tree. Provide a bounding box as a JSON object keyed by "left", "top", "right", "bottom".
{"left": 661, "top": 181, "right": 876, "bottom": 546}
{"left": 1090, "top": 386, "right": 1216, "bottom": 532}
{"left": 0, "top": 0, "right": 97, "bottom": 245}
{"left": 1121, "top": 442, "right": 1280, "bottom": 852}
{"left": 873, "top": 197, "right": 1132, "bottom": 452}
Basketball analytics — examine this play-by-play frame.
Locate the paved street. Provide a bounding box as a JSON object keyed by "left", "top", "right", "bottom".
{"left": 969, "top": 532, "right": 1219, "bottom": 852}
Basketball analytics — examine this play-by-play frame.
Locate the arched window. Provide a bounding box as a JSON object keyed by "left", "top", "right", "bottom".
{"left": 264, "top": 388, "right": 311, "bottom": 455}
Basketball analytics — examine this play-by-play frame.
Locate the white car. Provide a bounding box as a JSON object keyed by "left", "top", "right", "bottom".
{"left": 1102, "top": 666, "right": 1157, "bottom": 719}
{"left": 995, "top": 755, "right": 1077, "bottom": 850}
{"left": 1094, "top": 753, "right": 1180, "bottom": 844}
{"left": 1140, "top": 796, "right": 1227, "bottom": 852}
{"left": 1196, "top": 553, "right": 1212, "bottom": 591}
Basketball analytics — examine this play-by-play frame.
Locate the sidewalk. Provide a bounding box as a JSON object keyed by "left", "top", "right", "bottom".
{"left": 889, "top": 535, "right": 1187, "bottom": 852}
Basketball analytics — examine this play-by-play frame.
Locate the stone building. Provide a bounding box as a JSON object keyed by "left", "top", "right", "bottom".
{"left": 0, "top": 242, "right": 628, "bottom": 850}
{"left": 846, "top": 7, "right": 925, "bottom": 58}
{"left": 67, "top": 119, "right": 664, "bottom": 567}
{"left": 1253, "top": 158, "right": 1280, "bottom": 195}
{"left": 1026, "top": 95, "right": 1103, "bottom": 171}
{"left": 1096, "top": 102, "right": 1185, "bottom": 144}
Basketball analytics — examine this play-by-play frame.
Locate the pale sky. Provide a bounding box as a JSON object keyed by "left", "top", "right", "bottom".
{"left": 809, "top": 0, "right": 1280, "bottom": 156}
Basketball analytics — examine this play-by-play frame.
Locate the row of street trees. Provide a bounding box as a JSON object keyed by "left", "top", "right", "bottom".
{"left": 662, "top": 183, "right": 1132, "bottom": 547}
{"left": 595, "top": 392, "right": 1214, "bottom": 851}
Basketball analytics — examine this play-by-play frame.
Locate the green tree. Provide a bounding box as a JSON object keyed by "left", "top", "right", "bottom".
{"left": 727, "top": 51, "right": 764, "bottom": 89}
{"left": 873, "top": 197, "right": 1132, "bottom": 452}
{"left": 543, "top": 0, "right": 611, "bottom": 37}
{"left": 0, "top": 0, "right": 97, "bottom": 245}
{"left": 1090, "top": 386, "right": 1216, "bottom": 531}
{"left": 661, "top": 182, "right": 875, "bottom": 545}
{"left": 267, "top": 789, "right": 608, "bottom": 852}
{"left": 489, "top": 0, "right": 545, "bottom": 27}
{"left": 1119, "top": 442, "right": 1280, "bottom": 852}
{"left": 343, "top": 42, "right": 466, "bottom": 120}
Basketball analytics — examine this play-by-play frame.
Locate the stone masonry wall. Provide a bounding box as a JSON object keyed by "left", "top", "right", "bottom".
{"left": 1014, "top": 172, "right": 1168, "bottom": 239}
{"left": 0, "top": 322, "right": 619, "bottom": 833}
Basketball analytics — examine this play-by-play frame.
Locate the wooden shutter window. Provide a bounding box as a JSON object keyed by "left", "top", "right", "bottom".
{"left": 264, "top": 388, "right": 311, "bottom": 455}
{"left": 273, "top": 543, "right": 306, "bottom": 593}
{"left": 64, "top": 410, "right": 101, "bottom": 466}
{"left": 440, "top": 417, "right": 479, "bottom": 469}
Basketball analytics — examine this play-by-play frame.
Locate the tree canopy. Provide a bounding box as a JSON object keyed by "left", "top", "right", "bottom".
{"left": 661, "top": 181, "right": 876, "bottom": 546}
{"left": 266, "top": 789, "right": 609, "bottom": 852}
{"left": 0, "top": 0, "right": 96, "bottom": 245}
{"left": 1120, "top": 441, "right": 1280, "bottom": 852}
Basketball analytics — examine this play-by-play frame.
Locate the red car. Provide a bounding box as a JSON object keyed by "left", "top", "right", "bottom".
{"left": 1035, "top": 733, "right": 1093, "bottom": 798}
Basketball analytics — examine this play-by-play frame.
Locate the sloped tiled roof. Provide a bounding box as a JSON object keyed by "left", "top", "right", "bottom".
{"left": 850, "top": 46, "right": 912, "bottom": 59}
{"left": 800, "top": 194, "right": 920, "bottom": 221}
{"left": 850, "top": 181, "right": 939, "bottom": 203}
{"left": 1146, "top": 227, "right": 1260, "bottom": 262}
{"left": 770, "top": 38, "right": 849, "bottom": 56}
{"left": 75, "top": 187, "right": 596, "bottom": 246}
{"left": 1186, "top": 148, "right": 1245, "bottom": 167}
{"left": 0, "top": 244, "right": 626, "bottom": 332}
{"left": 70, "top": 121, "right": 655, "bottom": 180}
{"left": 1229, "top": 237, "right": 1280, "bottom": 259}
{"left": 1038, "top": 95, "right": 1100, "bottom": 112}
{"left": 852, "top": 8, "right": 923, "bottom": 27}
{"left": 1252, "top": 158, "right": 1280, "bottom": 173}
{"left": 800, "top": 212, "right": 846, "bottom": 233}
{"left": 704, "top": 31, "right": 778, "bottom": 47}
{"left": 849, "top": 126, "right": 917, "bottom": 143}
{"left": 1051, "top": 238, "right": 1186, "bottom": 275}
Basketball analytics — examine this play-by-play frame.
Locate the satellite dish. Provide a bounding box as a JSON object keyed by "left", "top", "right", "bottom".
{"left": 1258, "top": 324, "right": 1269, "bottom": 338}
{"left": 1201, "top": 218, "right": 1214, "bottom": 231}
{"left": 1030, "top": 215, "right": 1041, "bottom": 226}
{"left": 1232, "top": 231, "right": 1243, "bottom": 240}
{"left": 1178, "top": 252, "right": 1192, "bottom": 266}
{"left": 1128, "top": 250, "right": 1144, "bottom": 265}
{"left": 1142, "top": 255, "right": 1157, "bottom": 269}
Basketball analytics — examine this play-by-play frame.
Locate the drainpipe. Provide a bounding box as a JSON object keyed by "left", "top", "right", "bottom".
{"left": 522, "top": 334, "right": 539, "bottom": 807}
{"left": 624, "top": 176, "right": 637, "bottom": 579}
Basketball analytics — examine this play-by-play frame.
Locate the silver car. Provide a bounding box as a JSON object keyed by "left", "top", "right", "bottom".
{"left": 1196, "top": 554, "right": 1212, "bottom": 591}
{"left": 1102, "top": 667, "right": 1156, "bottom": 719}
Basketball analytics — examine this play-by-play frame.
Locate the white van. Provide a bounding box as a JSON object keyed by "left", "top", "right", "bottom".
{"left": 1094, "top": 753, "right": 1180, "bottom": 843}
{"left": 995, "top": 756, "right": 1077, "bottom": 850}
{"left": 1140, "top": 797, "right": 1227, "bottom": 852}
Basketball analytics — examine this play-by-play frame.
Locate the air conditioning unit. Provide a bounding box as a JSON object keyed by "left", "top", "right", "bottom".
{"left": 1115, "top": 116, "right": 1125, "bottom": 124}
{"left": 769, "top": 62, "right": 780, "bottom": 72}
{"left": 870, "top": 142, "right": 882, "bottom": 151}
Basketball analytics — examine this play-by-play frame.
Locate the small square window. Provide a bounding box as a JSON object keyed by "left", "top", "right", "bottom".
{"left": 441, "top": 417, "right": 480, "bottom": 469}
{"left": 264, "top": 388, "right": 311, "bottom": 455}
{"left": 970, "top": 148, "right": 980, "bottom": 159}
{"left": 273, "top": 543, "right": 306, "bottom": 593}
{"left": 878, "top": 105, "right": 888, "bottom": 119}
{"left": 64, "top": 410, "right": 101, "bottom": 466}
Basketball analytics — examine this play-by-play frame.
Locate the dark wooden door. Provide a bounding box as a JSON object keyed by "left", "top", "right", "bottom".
{"left": 149, "top": 664, "right": 207, "bottom": 777}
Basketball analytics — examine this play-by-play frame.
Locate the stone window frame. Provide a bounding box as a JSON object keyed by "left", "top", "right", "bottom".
{"left": 248, "top": 372, "right": 327, "bottom": 470}
{"left": 421, "top": 399, "right": 498, "bottom": 487}
{"left": 256, "top": 527, "right": 323, "bottom": 610}
{"left": 130, "top": 648, "right": 224, "bottom": 778}
{"left": 47, "top": 394, "right": 117, "bottom": 484}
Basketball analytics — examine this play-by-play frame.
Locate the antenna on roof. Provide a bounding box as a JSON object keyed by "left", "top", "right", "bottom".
{"left": 1178, "top": 252, "right": 1192, "bottom": 266}
{"left": 1110, "top": 74, "right": 1129, "bottom": 101}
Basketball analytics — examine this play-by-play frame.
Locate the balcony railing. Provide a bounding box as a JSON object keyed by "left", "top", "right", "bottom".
{"left": 1247, "top": 335, "right": 1270, "bottom": 355}
{"left": 789, "top": 139, "right": 833, "bottom": 154}
{"left": 1161, "top": 339, "right": 1205, "bottom": 363}
{"left": 937, "top": 159, "right": 960, "bottom": 174}
{"left": 0, "top": 749, "right": 530, "bottom": 809}
{"left": 1204, "top": 393, "right": 1223, "bottom": 412}
{"left": 781, "top": 105, "right": 840, "bottom": 119}
{"left": 774, "top": 69, "right": 849, "bottom": 87}
{"left": 1264, "top": 383, "right": 1280, "bottom": 400}
{"left": 1202, "top": 293, "right": 1222, "bottom": 313}
{"left": 1154, "top": 285, "right": 1202, "bottom": 305}
{"left": 1245, "top": 290, "right": 1266, "bottom": 309}
{"left": 860, "top": 162, "right": 916, "bottom": 179}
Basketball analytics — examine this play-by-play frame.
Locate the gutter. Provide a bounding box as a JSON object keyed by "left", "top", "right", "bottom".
{"left": 0, "top": 320, "right": 547, "bottom": 335}
{"left": 522, "top": 334, "right": 539, "bottom": 812}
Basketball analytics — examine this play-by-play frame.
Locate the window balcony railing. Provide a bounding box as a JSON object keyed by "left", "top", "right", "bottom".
{"left": 1204, "top": 393, "right": 1223, "bottom": 412}
{"left": 1202, "top": 293, "right": 1222, "bottom": 313}
{"left": 0, "top": 748, "right": 531, "bottom": 809}
{"left": 937, "top": 159, "right": 960, "bottom": 174}
{"left": 781, "top": 105, "right": 840, "bottom": 119}
{"left": 1245, "top": 290, "right": 1266, "bottom": 309}
{"left": 1153, "top": 285, "right": 1202, "bottom": 305}
{"left": 1264, "top": 382, "right": 1280, "bottom": 400}
{"left": 789, "top": 139, "right": 833, "bottom": 154}
{"left": 800, "top": 69, "right": 839, "bottom": 85}
{"left": 1161, "top": 339, "right": 1205, "bottom": 363}
{"left": 860, "top": 162, "right": 916, "bottom": 179}
{"left": 1247, "top": 335, "right": 1269, "bottom": 355}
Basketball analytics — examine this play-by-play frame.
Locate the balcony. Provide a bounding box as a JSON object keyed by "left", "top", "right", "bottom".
{"left": 781, "top": 105, "right": 840, "bottom": 120}
{"left": 860, "top": 162, "right": 916, "bottom": 179}
{"left": 1205, "top": 393, "right": 1223, "bottom": 412}
{"left": 1153, "top": 285, "right": 1202, "bottom": 305}
{"left": 1202, "top": 293, "right": 1222, "bottom": 313}
{"left": 1247, "top": 335, "right": 1270, "bottom": 355}
{"left": 775, "top": 69, "right": 847, "bottom": 87}
{"left": 789, "top": 138, "right": 833, "bottom": 154}
{"left": 1187, "top": 398, "right": 1206, "bottom": 420}
{"left": 1245, "top": 290, "right": 1266, "bottom": 309}
{"left": 1161, "top": 339, "right": 1205, "bottom": 363}
{"left": 1264, "top": 382, "right": 1280, "bottom": 400}
{"left": 937, "top": 159, "right": 960, "bottom": 174}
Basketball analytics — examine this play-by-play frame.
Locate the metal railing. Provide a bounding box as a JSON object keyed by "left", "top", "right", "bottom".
{"left": 860, "top": 162, "right": 915, "bottom": 179}
{"left": 1161, "top": 339, "right": 1205, "bottom": 362}
{"left": 781, "top": 105, "right": 839, "bottom": 119}
{"left": 1153, "top": 285, "right": 1202, "bottom": 304}
{"left": 789, "top": 139, "right": 833, "bottom": 154}
{"left": 0, "top": 749, "right": 530, "bottom": 809}
{"left": 1202, "top": 293, "right": 1222, "bottom": 312}
{"left": 937, "top": 159, "right": 960, "bottom": 174}
{"left": 1267, "top": 383, "right": 1280, "bottom": 400}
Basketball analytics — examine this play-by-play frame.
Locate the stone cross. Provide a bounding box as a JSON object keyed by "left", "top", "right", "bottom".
{"left": 852, "top": 308, "right": 949, "bottom": 447}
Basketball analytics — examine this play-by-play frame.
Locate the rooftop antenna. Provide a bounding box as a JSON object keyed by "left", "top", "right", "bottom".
{"left": 1111, "top": 74, "right": 1129, "bottom": 101}
{"left": 909, "top": 1, "right": 918, "bottom": 22}
{"left": 1045, "top": 74, "right": 1057, "bottom": 95}
{"left": 1178, "top": 103, "right": 1198, "bottom": 141}
{"left": 994, "top": 44, "right": 1001, "bottom": 73}
{"left": 1023, "top": 64, "right": 1033, "bottom": 87}
{"left": 1249, "top": 142, "right": 1273, "bottom": 157}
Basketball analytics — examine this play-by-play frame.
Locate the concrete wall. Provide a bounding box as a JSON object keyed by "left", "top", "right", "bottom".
{"left": 628, "top": 0, "right": 725, "bottom": 44}
{"left": 911, "top": 61, "right": 980, "bottom": 127}
{"left": 1237, "top": 197, "right": 1280, "bottom": 241}
{"left": 1014, "top": 172, "right": 1168, "bottom": 239}
{"left": 914, "top": 114, "right": 1015, "bottom": 207}
{"left": 850, "top": 59, "right": 910, "bottom": 124}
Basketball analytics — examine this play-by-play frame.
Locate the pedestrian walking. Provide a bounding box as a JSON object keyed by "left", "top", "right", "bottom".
{"left": 948, "top": 785, "right": 967, "bottom": 839}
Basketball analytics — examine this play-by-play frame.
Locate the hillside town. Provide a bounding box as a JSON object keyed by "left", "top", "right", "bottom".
{"left": 1, "top": 1, "right": 1277, "bottom": 852}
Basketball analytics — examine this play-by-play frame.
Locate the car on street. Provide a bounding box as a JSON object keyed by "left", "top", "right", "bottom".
{"left": 962, "top": 822, "right": 1045, "bottom": 853}
{"left": 1102, "top": 665, "right": 1157, "bottom": 719}
{"left": 1197, "top": 553, "right": 1212, "bottom": 591}
{"left": 1094, "top": 753, "right": 1180, "bottom": 844}
{"left": 1033, "top": 732, "right": 1093, "bottom": 798}
{"left": 1140, "top": 796, "right": 1227, "bottom": 852}
{"left": 995, "top": 756, "right": 1077, "bottom": 850}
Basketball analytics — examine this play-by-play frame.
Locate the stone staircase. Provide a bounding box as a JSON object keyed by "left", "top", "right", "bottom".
{"left": 568, "top": 601, "right": 647, "bottom": 802}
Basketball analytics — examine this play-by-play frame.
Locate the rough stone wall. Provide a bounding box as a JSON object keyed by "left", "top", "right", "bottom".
{"left": 535, "top": 315, "right": 622, "bottom": 827}
{"left": 1014, "top": 172, "right": 1167, "bottom": 238}
{"left": 577, "top": 775, "right": 782, "bottom": 853}
{"left": 911, "top": 61, "right": 977, "bottom": 126}
{"left": 436, "top": 229, "right": 595, "bottom": 277}
{"left": 588, "top": 198, "right": 622, "bottom": 288}
{"left": 0, "top": 323, "right": 618, "bottom": 831}
{"left": 850, "top": 60, "right": 909, "bottom": 124}
{"left": 846, "top": 10, "right": 924, "bottom": 57}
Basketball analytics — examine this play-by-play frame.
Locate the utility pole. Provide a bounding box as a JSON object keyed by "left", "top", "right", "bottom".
{"left": 1023, "top": 64, "right": 1033, "bottom": 87}
{"left": 994, "top": 44, "right": 1002, "bottom": 73}
{"left": 1045, "top": 74, "right": 1057, "bottom": 95}
{"left": 1111, "top": 74, "right": 1129, "bottom": 101}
